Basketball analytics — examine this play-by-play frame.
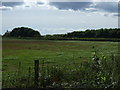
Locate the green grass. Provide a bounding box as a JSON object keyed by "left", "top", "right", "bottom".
{"left": 2, "top": 39, "right": 119, "bottom": 88}
{"left": 2, "top": 39, "right": 118, "bottom": 71}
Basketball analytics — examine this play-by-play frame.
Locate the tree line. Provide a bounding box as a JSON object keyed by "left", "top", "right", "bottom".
{"left": 44, "top": 28, "right": 120, "bottom": 40}
{"left": 3, "top": 27, "right": 120, "bottom": 40}
{"left": 65, "top": 28, "right": 119, "bottom": 38}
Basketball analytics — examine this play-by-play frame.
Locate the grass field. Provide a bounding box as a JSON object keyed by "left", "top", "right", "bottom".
{"left": 2, "top": 39, "right": 119, "bottom": 88}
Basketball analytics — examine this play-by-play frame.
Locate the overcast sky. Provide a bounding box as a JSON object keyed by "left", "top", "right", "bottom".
{"left": 0, "top": 0, "right": 119, "bottom": 35}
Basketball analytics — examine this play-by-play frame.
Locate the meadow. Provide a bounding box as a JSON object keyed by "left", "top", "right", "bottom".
{"left": 2, "top": 39, "right": 119, "bottom": 88}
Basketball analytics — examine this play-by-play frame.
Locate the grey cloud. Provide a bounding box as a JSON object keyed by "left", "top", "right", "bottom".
{"left": 93, "top": 2, "right": 118, "bottom": 13}
{"left": 37, "top": 2, "right": 44, "bottom": 5}
{"left": 49, "top": 2, "right": 118, "bottom": 13}
{"left": 0, "top": 2, "right": 24, "bottom": 11}
{"left": 1, "top": 1, "right": 118, "bottom": 14}
{"left": 49, "top": 2, "right": 93, "bottom": 11}
{"left": 2, "top": 2, "right": 24, "bottom": 7}
{"left": 118, "top": 2, "right": 120, "bottom": 13}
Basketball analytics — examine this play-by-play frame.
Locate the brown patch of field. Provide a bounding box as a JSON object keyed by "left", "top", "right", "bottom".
{"left": 2, "top": 40, "right": 89, "bottom": 51}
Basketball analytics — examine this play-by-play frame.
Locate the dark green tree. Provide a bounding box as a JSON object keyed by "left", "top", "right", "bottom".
{"left": 3, "top": 27, "right": 41, "bottom": 37}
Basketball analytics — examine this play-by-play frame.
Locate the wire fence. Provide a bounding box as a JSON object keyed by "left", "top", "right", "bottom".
{"left": 2, "top": 54, "right": 120, "bottom": 88}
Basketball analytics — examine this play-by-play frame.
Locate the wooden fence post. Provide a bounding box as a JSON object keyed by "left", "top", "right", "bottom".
{"left": 34, "top": 60, "right": 39, "bottom": 88}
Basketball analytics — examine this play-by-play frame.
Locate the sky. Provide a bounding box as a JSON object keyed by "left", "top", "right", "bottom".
{"left": 0, "top": 0, "right": 119, "bottom": 35}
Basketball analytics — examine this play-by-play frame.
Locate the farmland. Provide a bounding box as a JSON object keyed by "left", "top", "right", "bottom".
{"left": 2, "top": 38, "right": 119, "bottom": 88}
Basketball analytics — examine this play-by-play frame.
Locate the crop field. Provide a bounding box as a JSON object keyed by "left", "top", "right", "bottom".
{"left": 2, "top": 39, "right": 120, "bottom": 88}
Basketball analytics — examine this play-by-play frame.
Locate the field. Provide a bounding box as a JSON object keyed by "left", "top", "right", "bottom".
{"left": 2, "top": 39, "right": 120, "bottom": 88}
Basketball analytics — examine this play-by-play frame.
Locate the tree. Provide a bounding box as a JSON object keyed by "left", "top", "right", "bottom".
{"left": 3, "top": 27, "right": 41, "bottom": 37}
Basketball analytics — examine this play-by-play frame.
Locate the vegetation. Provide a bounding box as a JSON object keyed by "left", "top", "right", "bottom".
{"left": 3, "top": 27, "right": 41, "bottom": 37}
{"left": 2, "top": 27, "right": 119, "bottom": 88}
{"left": 2, "top": 54, "right": 120, "bottom": 88}
{"left": 2, "top": 27, "right": 120, "bottom": 41}
{"left": 43, "top": 28, "right": 120, "bottom": 41}
{"left": 66, "top": 28, "right": 120, "bottom": 38}
{"left": 2, "top": 39, "right": 119, "bottom": 88}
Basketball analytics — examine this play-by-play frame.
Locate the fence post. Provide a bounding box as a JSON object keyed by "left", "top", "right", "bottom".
{"left": 34, "top": 60, "right": 39, "bottom": 88}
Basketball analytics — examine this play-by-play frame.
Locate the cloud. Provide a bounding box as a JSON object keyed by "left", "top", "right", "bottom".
{"left": 48, "top": 2, "right": 118, "bottom": 14}
{"left": 1, "top": 1, "right": 45, "bottom": 9}
{"left": 49, "top": 2, "right": 92, "bottom": 11}
{"left": 37, "top": 2, "right": 44, "bottom": 5}
{"left": 118, "top": 2, "right": 120, "bottom": 13}
{"left": 2, "top": 2, "right": 24, "bottom": 7}
{"left": 93, "top": 2, "right": 118, "bottom": 13}
{"left": 1, "top": 1, "right": 118, "bottom": 15}
{"left": 0, "top": 6, "right": 12, "bottom": 10}
{"left": 1, "top": 2, "right": 24, "bottom": 11}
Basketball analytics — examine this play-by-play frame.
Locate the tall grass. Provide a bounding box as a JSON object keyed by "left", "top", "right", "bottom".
{"left": 2, "top": 49, "right": 120, "bottom": 88}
